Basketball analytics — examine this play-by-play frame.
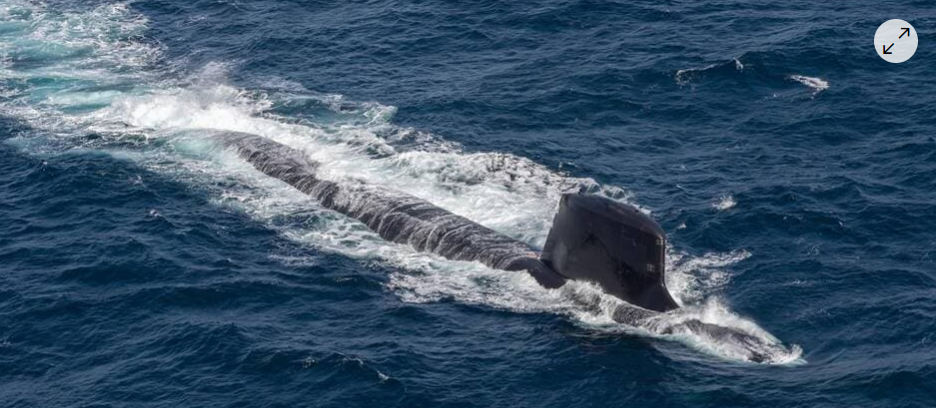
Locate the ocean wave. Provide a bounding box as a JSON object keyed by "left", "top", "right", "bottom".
{"left": 674, "top": 57, "right": 745, "bottom": 86}
{"left": 788, "top": 74, "right": 829, "bottom": 95}
{"left": 713, "top": 194, "right": 737, "bottom": 211}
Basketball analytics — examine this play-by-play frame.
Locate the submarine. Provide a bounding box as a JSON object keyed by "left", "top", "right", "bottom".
{"left": 212, "top": 131, "right": 786, "bottom": 362}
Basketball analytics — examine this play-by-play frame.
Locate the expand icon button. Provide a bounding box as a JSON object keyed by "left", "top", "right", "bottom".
{"left": 875, "top": 19, "right": 918, "bottom": 63}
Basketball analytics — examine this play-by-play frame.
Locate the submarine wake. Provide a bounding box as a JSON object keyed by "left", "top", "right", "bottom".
{"left": 0, "top": 0, "right": 803, "bottom": 364}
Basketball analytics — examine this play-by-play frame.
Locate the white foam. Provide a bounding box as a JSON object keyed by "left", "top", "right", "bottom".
{"left": 789, "top": 75, "right": 829, "bottom": 94}
{"left": 713, "top": 194, "right": 736, "bottom": 211}
{"left": 642, "top": 299, "right": 804, "bottom": 364}
{"left": 665, "top": 249, "right": 749, "bottom": 305}
{"left": 675, "top": 63, "right": 718, "bottom": 85}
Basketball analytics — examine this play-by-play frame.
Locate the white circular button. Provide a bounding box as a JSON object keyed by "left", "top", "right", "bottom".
{"left": 875, "top": 20, "right": 917, "bottom": 63}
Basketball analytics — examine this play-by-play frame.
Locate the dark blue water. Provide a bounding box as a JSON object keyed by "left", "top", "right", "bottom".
{"left": 2, "top": 0, "right": 936, "bottom": 406}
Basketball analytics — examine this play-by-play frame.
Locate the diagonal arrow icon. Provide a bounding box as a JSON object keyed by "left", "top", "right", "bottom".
{"left": 900, "top": 28, "right": 911, "bottom": 38}
{"left": 883, "top": 43, "right": 894, "bottom": 54}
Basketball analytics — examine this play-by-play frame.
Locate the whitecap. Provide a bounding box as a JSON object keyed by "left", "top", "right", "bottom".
{"left": 788, "top": 75, "right": 829, "bottom": 94}
{"left": 713, "top": 194, "right": 736, "bottom": 211}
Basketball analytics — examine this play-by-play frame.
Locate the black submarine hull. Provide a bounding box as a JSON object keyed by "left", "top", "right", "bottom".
{"left": 212, "top": 132, "right": 676, "bottom": 311}
{"left": 212, "top": 132, "right": 784, "bottom": 363}
{"left": 211, "top": 132, "right": 566, "bottom": 288}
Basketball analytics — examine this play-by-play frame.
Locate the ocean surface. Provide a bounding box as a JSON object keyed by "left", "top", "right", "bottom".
{"left": 1, "top": 0, "right": 935, "bottom": 406}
